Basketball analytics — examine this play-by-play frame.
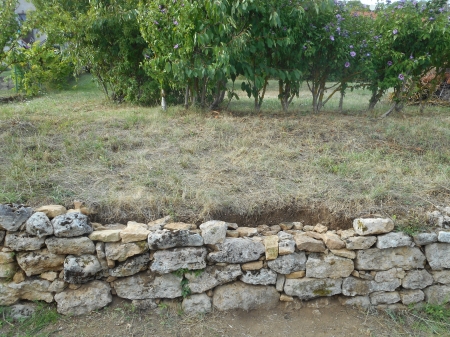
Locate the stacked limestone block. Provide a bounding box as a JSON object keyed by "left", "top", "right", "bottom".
{"left": 1, "top": 203, "right": 450, "bottom": 316}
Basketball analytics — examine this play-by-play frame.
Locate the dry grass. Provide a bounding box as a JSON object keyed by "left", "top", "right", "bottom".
{"left": 0, "top": 75, "right": 449, "bottom": 226}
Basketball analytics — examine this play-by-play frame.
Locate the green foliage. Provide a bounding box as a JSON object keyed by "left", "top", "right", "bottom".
{"left": 172, "top": 268, "right": 204, "bottom": 298}
{"left": 8, "top": 44, "right": 73, "bottom": 96}
{"left": 0, "top": 0, "right": 19, "bottom": 74}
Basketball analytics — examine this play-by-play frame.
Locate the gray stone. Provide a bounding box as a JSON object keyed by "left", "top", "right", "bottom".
{"left": 278, "top": 240, "right": 296, "bottom": 255}
{"left": 267, "top": 252, "right": 307, "bottom": 275}
{"left": 438, "top": 231, "right": 450, "bottom": 243}
{"left": 95, "top": 242, "right": 108, "bottom": 271}
{"left": 182, "top": 293, "right": 212, "bottom": 314}
{"left": 305, "top": 253, "right": 354, "bottom": 279}
{"left": 241, "top": 268, "right": 277, "bottom": 285}
{"left": 199, "top": 221, "right": 227, "bottom": 245}
{"left": 46, "top": 236, "right": 96, "bottom": 255}
{"left": 413, "top": 232, "right": 437, "bottom": 246}
{"left": 4, "top": 232, "right": 45, "bottom": 251}
{"left": 105, "top": 241, "right": 149, "bottom": 262}
{"left": 25, "top": 212, "right": 53, "bottom": 238}
{"left": 277, "top": 231, "right": 294, "bottom": 241}
{"left": 208, "top": 238, "right": 265, "bottom": 263}
{"left": 0, "top": 262, "right": 17, "bottom": 278}
{"left": 151, "top": 247, "right": 207, "bottom": 273}
{"left": 284, "top": 278, "right": 342, "bottom": 300}
{"left": 0, "top": 204, "right": 32, "bottom": 232}
{"left": 0, "top": 230, "right": 4, "bottom": 243}
{"left": 16, "top": 249, "right": 65, "bottom": 276}
{"left": 431, "top": 270, "right": 450, "bottom": 284}
{"left": 322, "top": 232, "right": 345, "bottom": 250}
{"left": 147, "top": 216, "right": 171, "bottom": 231}
{"left": 423, "top": 285, "right": 450, "bottom": 305}
{"left": 355, "top": 247, "right": 426, "bottom": 271}
{"left": 342, "top": 277, "right": 401, "bottom": 296}
{"left": 294, "top": 234, "right": 326, "bottom": 252}
{"left": 185, "top": 264, "right": 242, "bottom": 294}
{"left": 402, "top": 270, "right": 433, "bottom": 289}
{"left": 10, "top": 303, "right": 36, "bottom": 320}
{"left": 48, "top": 279, "right": 67, "bottom": 293}
{"left": 353, "top": 218, "right": 394, "bottom": 236}
{"left": 370, "top": 291, "right": 400, "bottom": 305}
{"left": 0, "top": 279, "right": 53, "bottom": 305}
{"left": 113, "top": 271, "right": 182, "bottom": 300}
{"left": 425, "top": 243, "right": 450, "bottom": 270}
{"left": 374, "top": 268, "right": 405, "bottom": 282}
{"left": 400, "top": 290, "right": 424, "bottom": 305}
{"left": 147, "top": 229, "right": 203, "bottom": 250}
{"left": 54, "top": 280, "right": 112, "bottom": 315}
{"left": 376, "top": 232, "right": 412, "bottom": 249}
{"left": 64, "top": 255, "right": 103, "bottom": 284}
{"left": 0, "top": 251, "right": 15, "bottom": 264}
{"left": 345, "top": 236, "right": 377, "bottom": 250}
{"left": 213, "top": 282, "right": 280, "bottom": 311}
{"left": 276, "top": 274, "right": 286, "bottom": 292}
{"left": 109, "top": 253, "right": 150, "bottom": 277}
{"left": 339, "top": 296, "right": 371, "bottom": 309}
{"left": 52, "top": 212, "right": 92, "bottom": 238}
{"left": 131, "top": 299, "right": 158, "bottom": 310}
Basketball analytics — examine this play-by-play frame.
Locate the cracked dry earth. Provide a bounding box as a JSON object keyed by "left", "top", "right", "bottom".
{"left": 34, "top": 297, "right": 393, "bottom": 337}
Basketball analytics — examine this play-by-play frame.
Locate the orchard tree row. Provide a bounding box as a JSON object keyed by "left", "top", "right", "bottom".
{"left": 2, "top": 0, "right": 450, "bottom": 114}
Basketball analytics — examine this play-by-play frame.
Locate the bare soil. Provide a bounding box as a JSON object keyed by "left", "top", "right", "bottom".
{"left": 30, "top": 298, "right": 393, "bottom": 337}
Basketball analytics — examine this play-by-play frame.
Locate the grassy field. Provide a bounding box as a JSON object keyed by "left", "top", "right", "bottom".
{"left": 0, "top": 75, "right": 449, "bottom": 226}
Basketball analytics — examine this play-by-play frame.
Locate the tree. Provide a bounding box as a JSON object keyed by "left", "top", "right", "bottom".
{"left": 0, "top": 0, "right": 19, "bottom": 74}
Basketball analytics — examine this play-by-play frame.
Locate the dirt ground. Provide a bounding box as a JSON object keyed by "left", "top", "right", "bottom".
{"left": 19, "top": 297, "right": 400, "bottom": 337}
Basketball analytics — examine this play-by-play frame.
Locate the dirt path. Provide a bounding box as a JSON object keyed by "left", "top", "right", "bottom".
{"left": 27, "top": 297, "right": 395, "bottom": 337}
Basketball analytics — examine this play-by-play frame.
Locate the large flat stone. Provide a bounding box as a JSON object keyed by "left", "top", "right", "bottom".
{"left": 240, "top": 268, "right": 277, "bottom": 285}
{"left": 294, "top": 234, "right": 326, "bottom": 252}
{"left": 0, "top": 262, "right": 17, "bottom": 278}
{"left": 88, "top": 230, "right": 122, "bottom": 242}
{"left": 105, "top": 241, "right": 149, "bottom": 262}
{"left": 425, "top": 243, "right": 450, "bottom": 270}
{"left": 353, "top": 218, "right": 394, "bottom": 236}
{"left": 4, "top": 232, "right": 45, "bottom": 251}
{"left": 413, "top": 233, "right": 437, "bottom": 246}
{"left": 120, "top": 221, "right": 151, "bottom": 243}
{"left": 150, "top": 247, "right": 207, "bottom": 273}
{"left": 213, "top": 282, "right": 280, "bottom": 311}
{"left": 284, "top": 278, "right": 342, "bottom": 300}
{"left": 431, "top": 270, "right": 450, "bottom": 284}
{"left": 52, "top": 212, "right": 92, "bottom": 237}
{"left": 355, "top": 247, "right": 426, "bottom": 271}
{"left": 35, "top": 205, "right": 67, "bottom": 219}
{"left": 208, "top": 238, "right": 265, "bottom": 263}
{"left": 400, "top": 289, "right": 424, "bottom": 305}
{"left": 46, "top": 236, "right": 95, "bottom": 255}
{"left": 109, "top": 253, "right": 150, "bottom": 277}
{"left": 0, "top": 204, "right": 32, "bottom": 232}
{"left": 147, "top": 229, "right": 203, "bottom": 250}
{"left": 113, "top": 271, "right": 182, "bottom": 300}
{"left": 323, "top": 232, "right": 345, "bottom": 250}
{"left": 185, "top": 264, "right": 242, "bottom": 293}
{"left": 182, "top": 293, "right": 212, "bottom": 314}
{"left": 423, "top": 285, "right": 450, "bottom": 305}
{"left": 370, "top": 291, "right": 400, "bottom": 305}
{"left": 345, "top": 236, "right": 377, "bottom": 250}
{"left": 54, "top": 280, "right": 112, "bottom": 315}
{"left": 376, "top": 232, "right": 412, "bottom": 249}
{"left": 305, "top": 253, "right": 354, "bottom": 279}
{"left": 16, "top": 249, "right": 65, "bottom": 276}
{"left": 402, "top": 270, "right": 433, "bottom": 289}
{"left": 342, "top": 276, "right": 401, "bottom": 296}
{"left": 267, "top": 252, "right": 307, "bottom": 275}
{"left": 1, "top": 279, "right": 53, "bottom": 305}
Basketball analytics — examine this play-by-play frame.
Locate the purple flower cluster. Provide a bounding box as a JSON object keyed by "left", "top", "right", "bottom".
{"left": 174, "top": 44, "right": 179, "bottom": 49}
{"left": 393, "top": 29, "right": 398, "bottom": 35}
{"left": 350, "top": 51, "right": 356, "bottom": 57}
{"left": 398, "top": 74, "right": 404, "bottom": 80}
{"left": 387, "top": 61, "right": 393, "bottom": 66}
{"left": 345, "top": 62, "right": 350, "bottom": 68}
{"left": 330, "top": 35, "right": 335, "bottom": 41}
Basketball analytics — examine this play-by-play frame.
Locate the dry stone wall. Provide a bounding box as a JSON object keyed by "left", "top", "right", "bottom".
{"left": 1, "top": 203, "right": 450, "bottom": 316}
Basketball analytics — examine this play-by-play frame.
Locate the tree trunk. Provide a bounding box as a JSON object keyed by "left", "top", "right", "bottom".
{"left": 368, "top": 88, "right": 383, "bottom": 112}
{"left": 338, "top": 90, "right": 344, "bottom": 112}
{"left": 184, "top": 85, "right": 189, "bottom": 109}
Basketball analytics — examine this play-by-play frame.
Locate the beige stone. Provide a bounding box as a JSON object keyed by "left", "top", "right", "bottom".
{"left": 264, "top": 235, "right": 279, "bottom": 261}
{"left": 241, "top": 261, "right": 264, "bottom": 271}
{"left": 340, "top": 229, "right": 355, "bottom": 240}
{"left": 68, "top": 284, "right": 81, "bottom": 290}
{"left": 331, "top": 249, "right": 356, "bottom": 259}
{"left": 73, "top": 201, "right": 83, "bottom": 209}
{"left": 270, "top": 225, "right": 281, "bottom": 233}
{"left": 164, "top": 222, "right": 196, "bottom": 231}
{"left": 148, "top": 216, "right": 172, "bottom": 231}
{"left": 106, "top": 276, "right": 117, "bottom": 283}
{"left": 262, "top": 231, "right": 279, "bottom": 236}
{"left": 35, "top": 205, "right": 67, "bottom": 218}
{"left": 314, "top": 224, "right": 328, "bottom": 234}
{"left": 305, "top": 231, "right": 324, "bottom": 240}
{"left": 107, "top": 259, "right": 115, "bottom": 268}
{"left": 280, "top": 294, "right": 294, "bottom": 302}
{"left": 66, "top": 209, "right": 81, "bottom": 214}
{"left": 13, "top": 270, "right": 26, "bottom": 283}
{"left": 0, "top": 251, "right": 15, "bottom": 264}
{"left": 89, "top": 230, "right": 122, "bottom": 242}
{"left": 351, "top": 270, "right": 360, "bottom": 278}
{"left": 237, "top": 227, "right": 258, "bottom": 237}
{"left": 206, "top": 290, "right": 213, "bottom": 297}
{"left": 323, "top": 232, "right": 346, "bottom": 250}
{"left": 40, "top": 271, "right": 58, "bottom": 282}
{"left": 120, "top": 221, "right": 150, "bottom": 243}
{"left": 226, "top": 230, "right": 239, "bottom": 238}
{"left": 293, "top": 223, "right": 304, "bottom": 230}
{"left": 286, "top": 271, "right": 306, "bottom": 279}
{"left": 80, "top": 207, "right": 95, "bottom": 215}
{"left": 353, "top": 218, "right": 394, "bottom": 236}
{"left": 294, "top": 234, "right": 326, "bottom": 252}
{"left": 279, "top": 222, "right": 294, "bottom": 231}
